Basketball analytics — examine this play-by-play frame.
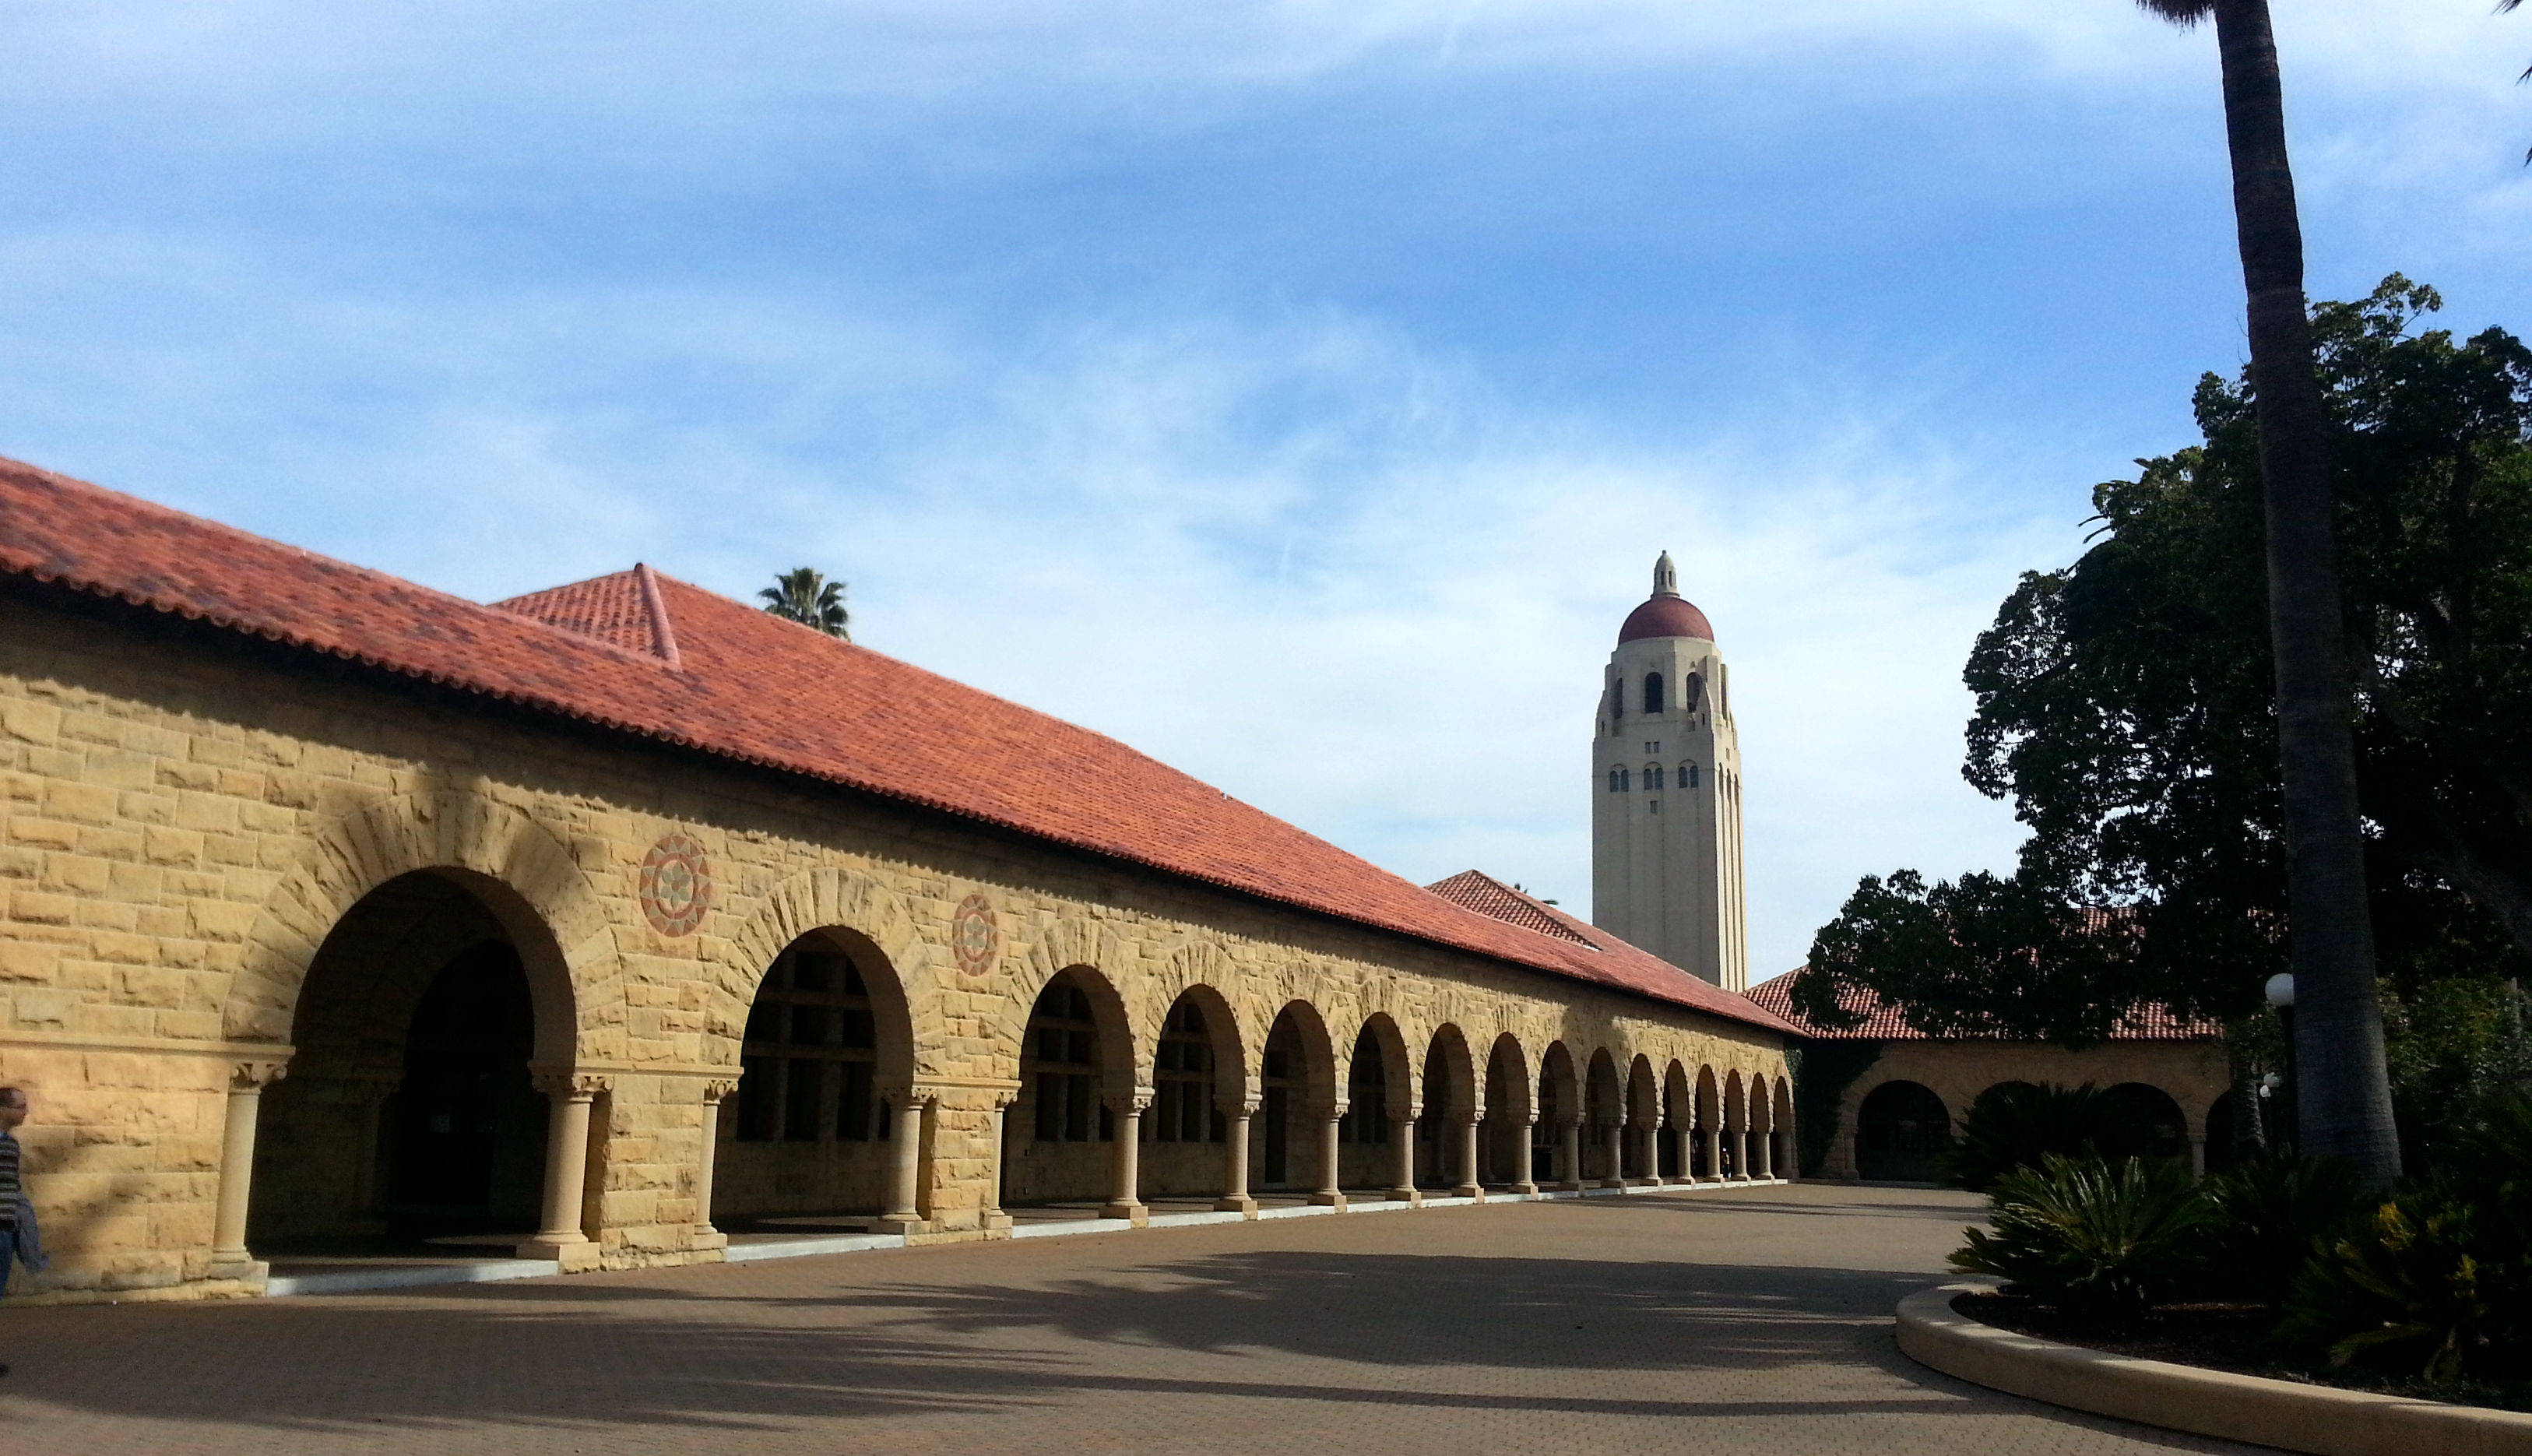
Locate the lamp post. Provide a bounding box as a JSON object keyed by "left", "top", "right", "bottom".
{"left": 2265, "top": 973, "right": 2296, "bottom": 1158}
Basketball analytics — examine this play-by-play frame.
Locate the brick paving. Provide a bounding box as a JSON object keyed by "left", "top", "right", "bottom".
{"left": 0, "top": 1183, "right": 2259, "bottom": 1455}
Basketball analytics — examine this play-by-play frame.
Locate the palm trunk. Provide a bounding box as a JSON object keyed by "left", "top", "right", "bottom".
{"left": 2211, "top": 0, "right": 2401, "bottom": 1184}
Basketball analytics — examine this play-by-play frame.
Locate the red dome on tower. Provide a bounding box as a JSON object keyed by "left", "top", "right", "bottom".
{"left": 1616, "top": 551, "right": 1714, "bottom": 644}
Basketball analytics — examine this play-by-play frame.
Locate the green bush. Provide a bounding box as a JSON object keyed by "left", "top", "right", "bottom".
{"left": 1950, "top": 1153, "right": 2210, "bottom": 1316}
{"left": 1939, "top": 1082, "right": 2161, "bottom": 1192}
{"left": 2278, "top": 1183, "right": 2532, "bottom": 1385}
{"left": 2197, "top": 1155, "right": 2367, "bottom": 1307}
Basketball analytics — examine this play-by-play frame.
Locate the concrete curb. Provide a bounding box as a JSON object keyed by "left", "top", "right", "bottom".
{"left": 1895, "top": 1282, "right": 2532, "bottom": 1456}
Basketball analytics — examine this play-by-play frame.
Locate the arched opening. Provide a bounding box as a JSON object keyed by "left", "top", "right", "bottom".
{"left": 2205, "top": 1091, "right": 2240, "bottom": 1173}
{"left": 1721, "top": 1070, "right": 1747, "bottom": 1179}
{"left": 1257, "top": 1002, "right": 1335, "bottom": 1193}
{"left": 1683, "top": 672, "right": 1704, "bottom": 712}
{"left": 1537, "top": 1043, "right": 1579, "bottom": 1186}
{"left": 1693, "top": 1065, "right": 1721, "bottom": 1179}
{"left": 2105, "top": 1082, "right": 2190, "bottom": 1162}
{"left": 1142, "top": 987, "right": 1245, "bottom": 1199}
{"left": 1857, "top": 1080, "right": 1950, "bottom": 1182}
{"left": 1003, "top": 969, "right": 1131, "bottom": 1206}
{"left": 249, "top": 869, "right": 575, "bottom": 1257}
{"left": 1657, "top": 1062, "right": 1692, "bottom": 1180}
{"left": 1482, "top": 1034, "right": 1532, "bottom": 1188}
{"left": 1643, "top": 671, "right": 1665, "bottom": 716}
{"left": 712, "top": 930, "right": 915, "bottom": 1229}
{"left": 1338, "top": 1018, "right": 1408, "bottom": 1192}
{"left": 1773, "top": 1079, "right": 1796, "bottom": 1179}
{"left": 1584, "top": 1050, "right": 1622, "bottom": 1183}
{"left": 1416, "top": 1026, "right": 1476, "bottom": 1191}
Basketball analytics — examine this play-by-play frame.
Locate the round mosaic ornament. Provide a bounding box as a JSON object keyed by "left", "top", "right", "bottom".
{"left": 950, "top": 892, "right": 1000, "bottom": 976}
{"left": 638, "top": 832, "right": 712, "bottom": 937}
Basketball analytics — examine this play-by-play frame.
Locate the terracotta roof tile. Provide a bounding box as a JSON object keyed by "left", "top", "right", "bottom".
{"left": 0, "top": 456, "right": 1795, "bottom": 1034}
{"left": 1746, "top": 967, "right": 2220, "bottom": 1042}
{"left": 1424, "top": 871, "right": 1597, "bottom": 945}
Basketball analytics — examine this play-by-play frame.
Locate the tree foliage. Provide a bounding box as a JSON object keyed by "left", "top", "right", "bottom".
{"left": 1799, "top": 278, "right": 2532, "bottom": 1043}
{"left": 760, "top": 566, "right": 851, "bottom": 639}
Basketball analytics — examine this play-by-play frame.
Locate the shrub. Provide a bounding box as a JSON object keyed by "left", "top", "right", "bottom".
{"left": 2197, "top": 1155, "right": 2368, "bottom": 1307}
{"left": 1939, "top": 1082, "right": 2161, "bottom": 1192}
{"left": 2278, "top": 1183, "right": 2532, "bottom": 1385}
{"left": 1950, "top": 1153, "right": 2210, "bottom": 1316}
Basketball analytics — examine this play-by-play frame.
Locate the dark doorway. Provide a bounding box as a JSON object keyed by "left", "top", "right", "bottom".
{"left": 1856, "top": 1081, "right": 1950, "bottom": 1182}
{"left": 385, "top": 942, "right": 547, "bottom": 1236}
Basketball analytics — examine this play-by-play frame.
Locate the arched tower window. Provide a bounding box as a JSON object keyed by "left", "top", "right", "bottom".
{"left": 1643, "top": 672, "right": 1665, "bottom": 716}
{"left": 1645, "top": 764, "right": 1665, "bottom": 791}
{"left": 1608, "top": 766, "right": 1629, "bottom": 792}
{"left": 1684, "top": 673, "right": 1704, "bottom": 713}
{"left": 1683, "top": 762, "right": 1700, "bottom": 788}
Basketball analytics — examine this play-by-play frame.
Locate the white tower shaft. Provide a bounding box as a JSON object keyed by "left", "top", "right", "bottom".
{"left": 1589, "top": 555, "right": 1747, "bottom": 990}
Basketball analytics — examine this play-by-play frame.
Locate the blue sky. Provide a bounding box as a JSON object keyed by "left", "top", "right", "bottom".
{"left": 4, "top": 0, "right": 2524, "bottom": 978}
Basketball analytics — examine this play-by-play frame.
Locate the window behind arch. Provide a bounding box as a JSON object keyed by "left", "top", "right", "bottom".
{"left": 1608, "top": 766, "right": 1629, "bottom": 793}
{"left": 1645, "top": 764, "right": 1664, "bottom": 791}
{"left": 1643, "top": 672, "right": 1665, "bottom": 716}
{"left": 1683, "top": 762, "right": 1700, "bottom": 788}
{"left": 1155, "top": 1001, "right": 1224, "bottom": 1144}
{"left": 737, "top": 943, "right": 882, "bottom": 1145}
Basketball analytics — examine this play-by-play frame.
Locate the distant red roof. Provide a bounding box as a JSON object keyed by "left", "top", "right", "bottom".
{"left": 1746, "top": 967, "right": 2219, "bottom": 1042}
{"left": 0, "top": 455, "right": 1795, "bottom": 1035}
{"left": 1618, "top": 594, "right": 1714, "bottom": 645}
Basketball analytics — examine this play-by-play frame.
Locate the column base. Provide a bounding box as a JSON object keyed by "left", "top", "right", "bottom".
{"left": 1385, "top": 1188, "right": 1422, "bottom": 1206}
{"left": 1308, "top": 1190, "right": 1349, "bottom": 1211}
{"left": 1509, "top": 1181, "right": 1539, "bottom": 1196}
{"left": 687, "top": 1229, "right": 730, "bottom": 1254}
{"left": 1098, "top": 1201, "right": 1150, "bottom": 1226}
{"left": 515, "top": 1237, "right": 603, "bottom": 1272}
{"left": 979, "top": 1210, "right": 1014, "bottom": 1233}
{"left": 1599, "top": 1177, "right": 1628, "bottom": 1190}
{"left": 1212, "top": 1195, "right": 1259, "bottom": 1216}
{"left": 205, "top": 1255, "right": 269, "bottom": 1289}
{"left": 1556, "top": 1180, "right": 1585, "bottom": 1192}
{"left": 868, "top": 1215, "right": 932, "bottom": 1236}
{"left": 1451, "top": 1184, "right": 1484, "bottom": 1201}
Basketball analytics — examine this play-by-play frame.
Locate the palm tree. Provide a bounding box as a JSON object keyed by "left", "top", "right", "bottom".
{"left": 759, "top": 567, "right": 850, "bottom": 640}
{"left": 2133, "top": 0, "right": 2399, "bottom": 1183}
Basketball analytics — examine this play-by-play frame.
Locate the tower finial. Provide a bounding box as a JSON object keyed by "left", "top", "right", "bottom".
{"left": 1652, "top": 550, "right": 1679, "bottom": 598}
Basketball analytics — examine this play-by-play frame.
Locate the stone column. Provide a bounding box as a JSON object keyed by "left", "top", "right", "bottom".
{"left": 1510, "top": 1115, "right": 1540, "bottom": 1196}
{"left": 691, "top": 1076, "right": 739, "bottom": 1250}
{"left": 981, "top": 1094, "right": 1015, "bottom": 1233}
{"left": 1735, "top": 1127, "right": 1757, "bottom": 1182}
{"left": 873, "top": 1090, "right": 930, "bottom": 1235}
{"left": 519, "top": 1072, "right": 610, "bottom": 1271}
{"left": 1753, "top": 1124, "right": 1774, "bottom": 1180}
{"left": 1672, "top": 1126, "right": 1693, "bottom": 1186}
{"left": 2189, "top": 1133, "right": 2207, "bottom": 1180}
{"left": 1100, "top": 1096, "right": 1148, "bottom": 1225}
{"left": 1704, "top": 1125, "right": 1725, "bottom": 1183}
{"left": 1387, "top": 1114, "right": 1420, "bottom": 1205}
{"left": 1602, "top": 1121, "right": 1627, "bottom": 1189}
{"left": 1454, "top": 1116, "right": 1483, "bottom": 1201}
{"left": 207, "top": 1059, "right": 289, "bottom": 1285}
{"left": 1310, "top": 1108, "right": 1347, "bottom": 1210}
{"left": 1556, "top": 1115, "right": 1584, "bottom": 1191}
{"left": 1215, "top": 1102, "right": 1258, "bottom": 1215}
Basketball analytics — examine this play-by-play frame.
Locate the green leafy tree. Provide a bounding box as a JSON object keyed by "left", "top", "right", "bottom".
{"left": 1798, "top": 280, "right": 2532, "bottom": 1173}
{"left": 759, "top": 567, "right": 851, "bottom": 639}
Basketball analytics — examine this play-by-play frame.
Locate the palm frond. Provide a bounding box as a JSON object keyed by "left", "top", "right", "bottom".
{"left": 2133, "top": 0, "right": 2213, "bottom": 24}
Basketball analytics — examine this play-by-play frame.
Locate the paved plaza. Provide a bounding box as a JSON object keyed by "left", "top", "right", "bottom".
{"left": 0, "top": 1183, "right": 2258, "bottom": 1456}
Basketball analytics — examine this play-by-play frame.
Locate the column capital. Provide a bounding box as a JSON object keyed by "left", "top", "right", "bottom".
{"left": 1216, "top": 1096, "right": 1263, "bottom": 1117}
{"left": 1102, "top": 1089, "right": 1153, "bottom": 1115}
{"left": 532, "top": 1071, "right": 614, "bottom": 1099}
{"left": 229, "top": 1059, "right": 289, "bottom": 1092}
{"left": 701, "top": 1076, "right": 743, "bottom": 1104}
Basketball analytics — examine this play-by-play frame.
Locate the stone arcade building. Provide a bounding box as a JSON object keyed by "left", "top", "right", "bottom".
{"left": 0, "top": 458, "right": 1798, "bottom": 1303}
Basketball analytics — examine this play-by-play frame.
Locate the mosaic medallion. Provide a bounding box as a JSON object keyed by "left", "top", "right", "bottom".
{"left": 638, "top": 832, "right": 712, "bottom": 937}
{"left": 951, "top": 892, "right": 1000, "bottom": 976}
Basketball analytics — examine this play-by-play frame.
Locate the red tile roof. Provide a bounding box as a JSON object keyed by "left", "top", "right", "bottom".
{"left": 1423, "top": 870, "right": 1596, "bottom": 946}
{"left": 0, "top": 455, "right": 1795, "bottom": 1035}
{"left": 1746, "top": 967, "right": 2219, "bottom": 1041}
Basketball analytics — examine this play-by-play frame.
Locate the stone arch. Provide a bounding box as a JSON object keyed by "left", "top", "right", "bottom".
{"left": 227, "top": 790, "right": 612, "bottom": 1064}
{"left": 1773, "top": 1077, "right": 1798, "bottom": 1177}
{"left": 714, "top": 863, "right": 932, "bottom": 1081}
{"left": 1748, "top": 1071, "right": 1773, "bottom": 1132}
{"left": 1422, "top": 1024, "right": 1479, "bottom": 1120}
{"left": 1539, "top": 1041, "right": 1581, "bottom": 1124}
{"left": 1267, "top": 999, "right": 1341, "bottom": 1113}
{"left": 1008, "top": 913, "right": 1141, "bottom": 1080}
{"left": 2105, "top": 1081, "right": 2189, "bottom": 1162}
{"left": 1416, "top": 1023, "right": 1479, "bottom": 1190}
{"left": 1585, "top": 1048, "right": 1623, "bottom": 1127}
{"left": 1856, "top": 1078, "right": 1951, "bottom": 1182}
{"left": 1482, "top": 1032, "right": 1535, "bottom": 1189}
{"left": 1661, "top": 1060, "right": 1693, "bottom": 1178}
{"left": 1157, "top": 981, "right": 1251, "bottom": 1103}
{"left": 1350, "top": 1011, "right": 1417, "bottom": 1118}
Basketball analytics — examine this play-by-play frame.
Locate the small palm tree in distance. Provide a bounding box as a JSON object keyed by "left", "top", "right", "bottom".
{"left": 760, "top": 567, "right": 850, "bottom": 640}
